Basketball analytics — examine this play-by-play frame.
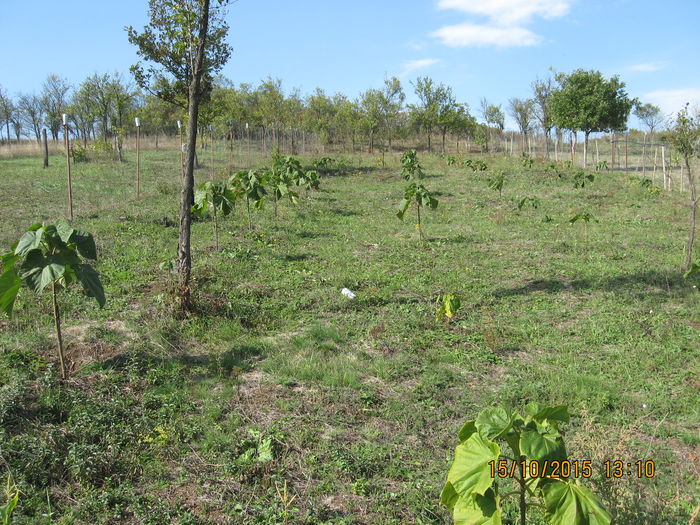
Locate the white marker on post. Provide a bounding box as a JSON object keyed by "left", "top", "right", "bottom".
{"left": 62, "top": 113, "right": 68, "bottom": 126}
{"left": 135, "top": 117, "right": 141, "bottom": 127}
{"left": 177, "top": 120, "right": 182, "bottom": 129}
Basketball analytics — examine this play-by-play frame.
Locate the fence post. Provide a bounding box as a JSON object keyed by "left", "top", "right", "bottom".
{"left": 661, "top": 146, "right": 668, "bottom": 190}
{"left": 611, "top": 134, "right": 615, "bottom": 170}
{"left": 135, "top": 118, "right": 141, "bottom": 199}
{"left": 42, "top": 129, "right": 49, "bottom": 168}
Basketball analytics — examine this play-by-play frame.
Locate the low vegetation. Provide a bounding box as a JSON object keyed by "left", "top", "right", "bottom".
{"left": 0, "top": 148, "right": 698, "bottom": 523}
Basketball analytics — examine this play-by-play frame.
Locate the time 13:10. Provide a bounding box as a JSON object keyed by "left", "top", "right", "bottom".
{"left": 604, "top": 460, "right": 656, "bottom": 478}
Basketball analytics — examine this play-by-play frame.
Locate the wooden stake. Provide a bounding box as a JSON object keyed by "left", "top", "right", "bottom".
{"left": 661, "top": 146, "right": 667, "bottom": 190}
{"left": 611, "top": 134, "right": 615, "bottom": 170}
{"left": 42, "top": 128, "right": 49, "bottom": 168}
{"left": 135, "top": 118, "right": 141, "bottom": 199}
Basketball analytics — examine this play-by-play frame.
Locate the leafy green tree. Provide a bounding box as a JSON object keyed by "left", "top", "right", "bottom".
{"left": 396, "top": 150, "right": 438, "bottom": 241}
{"left": 410, "top": 77, "right": 461, "bottom": 152}
{"left": 304, "top": 88, "right": 337, "bottom": 149}
{"left": 634, "top": 102, "right": 664, "bottom": 135}
{"left": 379, "top": 77, "right": 405, "bottom": 151}
{"left": 127, "top": 0, "right": 232, "bottom": 311}
{"left": 332, "top": 94, "right": 361, "bottom": 152}
{"left": 551, "top": 69, "right": 635, "bottom": 167}
{"left": 192, "top": 181, "right": 238, "bottom": 250}
{"left": 442, "top": 405, "right": 611, "bottom": 525}
{"left": 255, "top": 77, "right": 286, "bottom": 148}
{"left": 359, "top": 78, "right": 405, "bottom": 158}
{"left": 267, "top": 155, "right": 301, "bottom": 217}
{"left": 0, "top": 221, "right": 105, "bottom": 379}
{"left": 359, "top": 87, "right": 382, "bottom": 153}
{"left": 667, "top": 105, "right": 699, "bottom": 272}
{"left": 488, "top": 171, "right": 506, "bottom": 197}
{"left": 230, "top": 169, "right": 266, "bottom": 230}
{"left": 480, "top": 98, "right": 505, "bottom": 152}
{"left": 436, "top": 293, "right": 461, "bottom": 322}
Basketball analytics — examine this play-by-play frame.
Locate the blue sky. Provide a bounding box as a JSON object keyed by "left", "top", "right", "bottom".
{"left": 2, "top": 0, "right": 699, "bottom": 129}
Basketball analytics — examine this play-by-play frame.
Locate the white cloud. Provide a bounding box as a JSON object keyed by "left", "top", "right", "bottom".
{"left": 432, "top": 0, "right": 572, "bottom": 47}
{"left": 436, "top": 0, "right": 572, "bottom": 26}
{"left": 643, "top": 88, "right": 700, "bottom": 116}
{"left": 399, "top": 58, "right": 440, "bottom": 77}
{"left": 431, "top": 23, "right": 540, "bottom": 47}
{"left": 627, "top": 62, "right": 665, "bottom": 72}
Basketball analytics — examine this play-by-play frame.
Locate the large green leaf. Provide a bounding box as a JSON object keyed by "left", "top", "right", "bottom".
{"left": 684, "top": 262, "right": 700, "bottom": 278}
{"left": 458, "top": 420, "right": 477, "bottom": 443}
{"left": 476, "top": 407, "right": 513, "bottom": 440}
{"left": 396, "top": 199, "right": 410, "bottom": 220}
{"left": 75, "top": 264, "right": 106, "bottom": 307}
{"left": 38, "top": 254, "right": 68, "bottom": 293}
{"left": 447, "top": 432, "right": 500, "bottom": 500}
{"left": 453, "top": 489, "right": 502, "bottom": 525}
{"left": 15, "top": 228, "right": 44, "bottom": 256}
{"left": 1, "top": 251, "right": 19, "bottom": 272}
{"left": 520, "top": 428, "right": 567, "bottom": 464}
{"left": 525, "top": 404, "right": 570, "bottom": 424}
{"left": 0, "top": 268, "right": 21, "bottom": 317}
{"left": 69, "top": 230, "right": 97, "bottom": 260}
{"left": 543, "top": 480, "right": 612, "bottom": 525}
{"left": 56, "top": 219, "right": 74, "bottom": 244}
{"left": 19, "top": 249, "right": 47, "bottom": 293}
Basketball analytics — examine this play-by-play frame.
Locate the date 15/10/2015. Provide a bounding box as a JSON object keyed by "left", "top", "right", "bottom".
{"left": 489, "top": 459, "right": 656, "bottom": 479}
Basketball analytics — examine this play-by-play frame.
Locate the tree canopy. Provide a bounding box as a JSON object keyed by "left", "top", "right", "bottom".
{"left": 551, "top": 69, "right": 634, "bottom": 137}
{"left": 126, "top": 0, "right": 232, "bottom": 109}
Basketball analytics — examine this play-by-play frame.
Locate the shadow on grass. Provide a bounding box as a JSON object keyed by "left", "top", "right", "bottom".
{"left": 278, "top": 253, "right": 312, "bottom": 262}
{"left": 494, "top": 270, "right": 696, "bottom": 299}
{"left": 329, "top": 207, "right": 361, "bottom": 217}
{"left": 96, "top": 342, "right": 264, "bottom": 380}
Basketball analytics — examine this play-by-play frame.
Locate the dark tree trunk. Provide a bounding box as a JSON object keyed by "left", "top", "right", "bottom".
{"left": 42, "top": 129, "right": 49, "bottom": 168}
{"left": 177, "top": 0, "right": 211, "bottom": 311}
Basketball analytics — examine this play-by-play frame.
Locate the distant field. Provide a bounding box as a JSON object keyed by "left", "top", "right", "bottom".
{"left": 0, "top": 147, "right": 698, "bottom": 524}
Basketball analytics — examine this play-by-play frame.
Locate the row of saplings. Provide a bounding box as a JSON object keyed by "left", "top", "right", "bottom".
{"left": 193, "top": 154, "right": 321, "bottom": 250}
{"left": 0, "top": 151, "right": 632, "bottom": 524}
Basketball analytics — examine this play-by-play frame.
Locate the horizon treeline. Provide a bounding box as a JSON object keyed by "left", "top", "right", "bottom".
{"left": 0, "top": 69, "right": 672, "bottom": 157}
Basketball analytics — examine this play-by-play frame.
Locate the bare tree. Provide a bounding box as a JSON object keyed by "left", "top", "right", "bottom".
{"left": 508, "top": 97, "right": 535, "bottom": 153}
{"left": 0, "top": 85, "right": 13, "bottom": 144}
{"left": 532, "top": 76, "right": 554, "bottom": 158}
{"left": 41, "top": 75, "right": 71, "bottom": 141}
{"left": 17, "top": 93, "right": 45, "bottom": 144}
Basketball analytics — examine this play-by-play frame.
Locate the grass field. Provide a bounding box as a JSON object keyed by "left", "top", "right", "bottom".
{"left": 0, "top": 147, "right": 698, "bottom": 524}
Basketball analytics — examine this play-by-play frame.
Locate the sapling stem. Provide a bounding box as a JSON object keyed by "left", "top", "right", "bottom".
{"left": 52, "top": 281, "right": 67, "bottom": 379}
{"left": 213, "top": 204, "right": 219, "bottom": 251}
{"left": 417, "top": 204, "right": 423, "bottom": 242}
{"left": 246, "top": 197, "right": 252, "bottom": 230}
